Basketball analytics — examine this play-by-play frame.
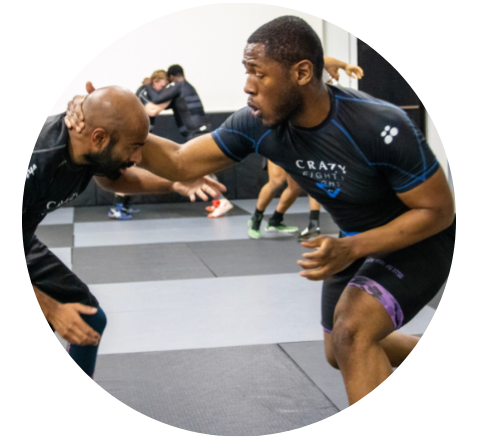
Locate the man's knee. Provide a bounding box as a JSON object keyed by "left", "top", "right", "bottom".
{"left": 81, "top": 306, "right": 107, "bottom": 335}
{"left": 268, "top": 177, "right": 285, "bottom": 191}
{"left": 331, "top": 317, "right": 370, "bottom": 355}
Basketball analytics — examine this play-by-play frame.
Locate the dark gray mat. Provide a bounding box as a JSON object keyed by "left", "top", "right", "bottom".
{"left": 35, "top": 224, "right": 73, "bottom": 248}
{"left": 74, "top": 202, "right": 249, "bottom": 223}
{"left": 280, "top": 341, "right": 349, "bottom": 411}
{"left": 188, "top": 238, "right": 308, "bottom": 277}
{"left": 95, "top": 344, "right": 338, "bottom": 435}
{"left": 72, "top": 243, "right": 214, "bottom": 284}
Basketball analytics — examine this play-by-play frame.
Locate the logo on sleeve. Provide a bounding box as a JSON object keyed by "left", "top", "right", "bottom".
{"left": 381, "top": 126, "right": 399, "bottom": 144}
{"left": 26, "top": 164, "right": 37, "bottom": 179}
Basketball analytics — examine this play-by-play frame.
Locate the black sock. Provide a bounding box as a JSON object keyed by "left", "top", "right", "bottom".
{"left": 250, "top": 209, "right": 264, "bottom": 231}
{"left": 253, "top": 208, "right": 264, "bottom": 218}
{"left": 268, "top": 210, "right": 284, "bottom": 226}
{"left": 123, "top": 196, "right": 131, "bottom": 209}
{"left": 308, "top": 210, "right": 320, "bottom": 229}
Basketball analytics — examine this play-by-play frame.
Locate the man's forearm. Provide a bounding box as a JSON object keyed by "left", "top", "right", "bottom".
{"left": 347, "top": 208, "right": 455, "bottom": 260}
{"left": 33, "top": 285, "right": 59, "bottom": 321}
{"left": 324, "top": 56, "right": 348, "bottom": 70}
{"left": 140, "top": 134, "right": 186, "bottom": 181}
{"left": 95, "top": 167, "right": 175, "bottom": 195}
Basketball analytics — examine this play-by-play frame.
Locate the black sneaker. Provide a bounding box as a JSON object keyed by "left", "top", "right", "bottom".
{"left": 299, "top": 225, "right": 321, "bottom": 241}
{"left": 247, "top": 215, "right": 263, "bottom": 239}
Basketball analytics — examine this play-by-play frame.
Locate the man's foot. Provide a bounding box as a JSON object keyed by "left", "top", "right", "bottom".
{"left": 108, "top": 208, "right": 132, "bottom": 220}
{"left": 265, "top": 222, "right": 298, "bottom": 234}
{"left": 206, "top": 199, "right": 220, "bottom": 212}
{"left": 123, "top": 206, "right": 140, "bottom": 214}
{"left": 248, "top": 217, "right": 262, "bottom": 239}
{"left": 300, "top": 225, "right": 321, "bottom": 240}
{"left": 207, "top": 199, "right": 234, "bottom": 218}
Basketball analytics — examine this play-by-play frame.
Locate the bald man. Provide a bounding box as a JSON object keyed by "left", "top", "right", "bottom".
{"left": 24, "top": 86, "right": 225, "bottom": 377}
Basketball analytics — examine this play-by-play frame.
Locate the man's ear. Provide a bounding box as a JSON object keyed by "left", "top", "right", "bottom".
{"left": 90, "top": 128, "right": 108, "bottom": 153}
{"left": 294, "top": 60, "right": 314, "bottom": 86}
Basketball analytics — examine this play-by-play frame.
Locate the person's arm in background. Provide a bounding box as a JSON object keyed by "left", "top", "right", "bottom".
{"left": 323, "top": 56, "right": 364, "bottom": 81}
{"left": 144, "top": 101, "right": 171, "bottom": 117}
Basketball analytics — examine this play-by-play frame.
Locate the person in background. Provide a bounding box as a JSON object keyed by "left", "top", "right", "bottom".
{"left": 108, "top": 71, "right": 171, "bottom": 220}
{"left": 144, "top": 64, "right": 234, "bottom": 218}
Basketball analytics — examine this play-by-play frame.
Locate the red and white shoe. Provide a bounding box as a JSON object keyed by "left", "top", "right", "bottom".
{"left": 205, "top": 199, "right": 220, "bottom": 212}
{"left": 207, "top": 199, "right": 234, "bottom": 218}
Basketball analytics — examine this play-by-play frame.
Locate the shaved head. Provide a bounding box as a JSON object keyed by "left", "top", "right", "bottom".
{"left": 79, "top": 86, "right": 150, "bottom": 180}
{"left": 82, "top": 86, "right": 149, "bottom": 137}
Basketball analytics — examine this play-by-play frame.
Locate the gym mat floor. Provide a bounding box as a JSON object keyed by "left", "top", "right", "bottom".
{"left": 37, "top": 197, "right": 444, "bottom": 435}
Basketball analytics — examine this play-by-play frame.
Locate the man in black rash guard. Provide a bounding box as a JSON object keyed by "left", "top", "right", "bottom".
{"left": 143, "top": 64, "right": 233, "bottom": 218}
{"left": 25, "top": 86, "right": 225, "bottom": 377}
{"left": 67, "top": 17, "right": 455, "bottom": 404}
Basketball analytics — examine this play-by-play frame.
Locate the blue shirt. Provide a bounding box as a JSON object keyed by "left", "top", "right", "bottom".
{"left": 211, "top": 85, "right": 439, "bottom": 234}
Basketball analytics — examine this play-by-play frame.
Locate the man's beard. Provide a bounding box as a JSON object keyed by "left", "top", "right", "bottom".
{"left": 262, "top": 84, "right": 305, "bottom": 129}
{"left": 84, "top": 137, "right": 134, "bottom": 181}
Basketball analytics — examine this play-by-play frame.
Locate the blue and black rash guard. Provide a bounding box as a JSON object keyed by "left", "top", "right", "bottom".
{"left": 22, "top": 113, "right": 95, "bottom": 305}
{"left": 212, "top": 85, "right": 439, "bottom": 235}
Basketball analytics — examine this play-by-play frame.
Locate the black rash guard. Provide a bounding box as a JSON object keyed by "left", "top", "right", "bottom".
{"left": 141, "top": 80, "right": 209, "bottom": 137}
{"left": 211, "top": 84, "right": 439, "bottom": 235}
{"left": 23, "top": 113, "right": 96, "bottom": 250}
{"left": 136, "top": 84, "right": 156, "bottom": 128}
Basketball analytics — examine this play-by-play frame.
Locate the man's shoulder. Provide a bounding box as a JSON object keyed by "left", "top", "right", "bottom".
{"left": 135, "top": 84, "right": 147, "bottom": 97}
{"left": 33, "top": 113, "right": 69, "bottom": 155}
{"left": 332, "top": 85, "right": 409, "bottom": 131}
{"left": 222, "top": 106, "right": 266, "bottom": 132}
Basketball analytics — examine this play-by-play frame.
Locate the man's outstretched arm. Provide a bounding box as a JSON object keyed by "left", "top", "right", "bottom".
{"left": 140, "top": 133, "right": 235, "bottom": 182}
{"left": 94, "top": 166, "right": 226, "bottom": 202}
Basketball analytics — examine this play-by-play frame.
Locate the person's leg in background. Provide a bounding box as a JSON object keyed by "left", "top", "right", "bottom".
{"left": 265, "top": 172, "right": 303, "bottom": 234}
{"left": 300, "top": 196, "right": 322, "bottom": 239}
{"left": 108, "top": 193, "right": 133, "bottom": 220}
{"left": 46, "top": 307, "right": 107, "bottom": 379}
{"left": 248, "top": 160, "right": 288, "bottom": 239}
{"left": 122, "top": 196, "right": 140, "bottom": 215}
{"left": 206, "top": 174, "right": 234, "bottom": 218}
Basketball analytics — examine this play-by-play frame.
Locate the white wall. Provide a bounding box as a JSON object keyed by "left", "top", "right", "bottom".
{"left": 50, "top": 4, "right": 323, "bottom": 115}
{"left": 426, "top": 108, "right": 478, "bottom": 183}
{"left": 323, "top": 20, "right": 358, "bottom": 89}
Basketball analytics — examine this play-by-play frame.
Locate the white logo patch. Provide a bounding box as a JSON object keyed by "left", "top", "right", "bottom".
{"left": 26, "top": 164, "right": 37, "bottom": 179}
{"left": 381, "top": 125, "right": 399, "bottom": 144}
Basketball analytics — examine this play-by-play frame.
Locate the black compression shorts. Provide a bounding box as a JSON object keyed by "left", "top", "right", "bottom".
{"left": 321, "top": 217, "right": 455, "bottom": 332}
{"left": 25, "top": 236, "right": 98, "bottom": 308}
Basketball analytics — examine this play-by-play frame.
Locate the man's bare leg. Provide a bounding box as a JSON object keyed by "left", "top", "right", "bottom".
{"left": 324, "top": 330, "right": 420, "bottom": 369}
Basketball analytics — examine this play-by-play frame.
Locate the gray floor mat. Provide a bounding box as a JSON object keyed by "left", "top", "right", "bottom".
{"left": 95, "top": 344, "right": 338, "bottom": 435}
{"left": 35, "top": 224, "right": 73, "bottom": 248}
{"left": 72, "top": 243, "right": 214, "bottom": 284}
{"left": 74, "top": 202, "right": 249, "bottom": 222}
{"left": 188, "top": 238, "right": 307, "bottom": 277}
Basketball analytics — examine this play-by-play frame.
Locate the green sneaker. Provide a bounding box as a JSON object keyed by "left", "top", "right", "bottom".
{"left": 265, "top": 222, "right": 299, "bottom": 234}
{"left": 248, "top": 217, "right": 262, "bottom": 239}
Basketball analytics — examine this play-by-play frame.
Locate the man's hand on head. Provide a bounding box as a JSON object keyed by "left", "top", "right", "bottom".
{"left": 64, "top": 81, "right": 96, "bottom": 133}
